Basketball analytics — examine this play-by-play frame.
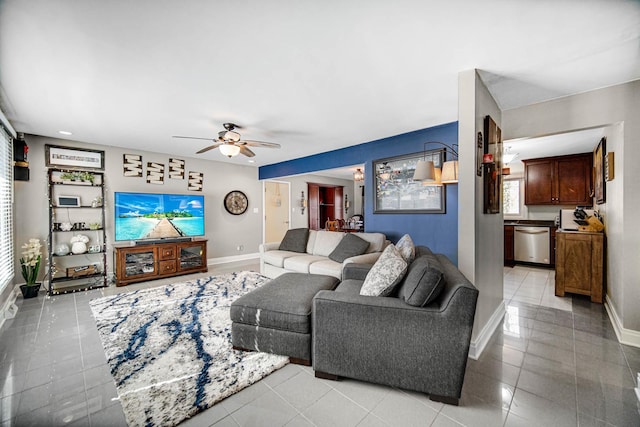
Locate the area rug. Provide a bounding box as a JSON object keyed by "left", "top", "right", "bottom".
{"left": 89, "top": 271, "right": 289, "bottom": 427}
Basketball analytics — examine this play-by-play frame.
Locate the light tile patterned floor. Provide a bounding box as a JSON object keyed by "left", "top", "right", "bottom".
{"left": 1, "top": 262, "right": 639, "bottom": 426}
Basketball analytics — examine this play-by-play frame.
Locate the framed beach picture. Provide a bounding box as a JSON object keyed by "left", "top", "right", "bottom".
{"left": 46, "top": 145, "right": 105, "bottom": 170}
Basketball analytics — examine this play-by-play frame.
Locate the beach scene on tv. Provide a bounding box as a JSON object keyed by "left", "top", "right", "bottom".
{"left": 115, "top": 192, "right": 205, "bottom": 241}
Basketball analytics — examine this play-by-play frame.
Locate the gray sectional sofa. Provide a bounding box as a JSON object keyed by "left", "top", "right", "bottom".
{"left": 232, "top": 242, "right": 478, "bottom": 405}
{"left": 312, "top": 246, "right": 479, "bottom": 405}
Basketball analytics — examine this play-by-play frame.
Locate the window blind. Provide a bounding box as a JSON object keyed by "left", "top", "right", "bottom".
{"left": 0, "top": 124, "right": 14, "bottom": 292}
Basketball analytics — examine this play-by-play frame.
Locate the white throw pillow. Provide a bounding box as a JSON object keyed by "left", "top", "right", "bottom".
{"left": 396, "top": 234, "right": 415, "bottom": 264}
{"left": 360, "top": 245, "right": 408, "bottom": 297}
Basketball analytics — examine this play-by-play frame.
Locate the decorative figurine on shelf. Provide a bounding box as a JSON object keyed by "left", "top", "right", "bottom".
{"left": 54, "top": 243, "right": 70, "bottom": 256}
{"left": 91, "top": 196, "right": 102, "bottom": 208}
{"left": 60, "top": 222, "right": 73, "bottom": 231}
{"left": 70, "top": 234, "right": 90, "bottom": 254}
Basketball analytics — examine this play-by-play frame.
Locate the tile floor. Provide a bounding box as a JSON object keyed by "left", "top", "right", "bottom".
{"left": 1, "top": 262, "right": 639, "bottom": 426}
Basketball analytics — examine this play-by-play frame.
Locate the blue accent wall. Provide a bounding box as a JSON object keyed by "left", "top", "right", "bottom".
{"left": 259, "top": 121, "right": 459, "bottom": 264}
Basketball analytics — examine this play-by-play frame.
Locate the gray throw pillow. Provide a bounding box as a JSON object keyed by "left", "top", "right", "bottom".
{"left": 399, "top": 254, "right": 446, "bottom": 306}
{"left": 396, "top": 234, "right": 415, "bottom": 264}
{"left": 328, "top": 233, "right": 370, "bottom": 263}
{"left": 278, "top": 228, "right": 309, "bottom": 253}
{"left": 360, "top": 245, "right": 408, "bottom": 297}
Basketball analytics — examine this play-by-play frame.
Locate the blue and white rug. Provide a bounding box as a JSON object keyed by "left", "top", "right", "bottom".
{"left": 89, "top": 271, "right": 289, "bottom": 427}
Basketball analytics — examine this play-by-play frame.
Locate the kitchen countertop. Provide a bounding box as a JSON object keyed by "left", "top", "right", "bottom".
{"left": 504, "top": 220, "right": 556, "bottom": 227}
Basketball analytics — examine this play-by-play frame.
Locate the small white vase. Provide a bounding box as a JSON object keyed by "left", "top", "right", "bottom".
{"left": 71, "top": 242, "right": 87, "bottom": 254}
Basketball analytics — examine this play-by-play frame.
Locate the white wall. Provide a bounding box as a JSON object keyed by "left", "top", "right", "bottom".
{"left": 13, "top": 135, "right": 264, "bottom": 284}
{"left": 458, "top": 70, "right": 505, "bottom": 358}
{"left": 503, "top": 80, "right": 640, "bottom": 339}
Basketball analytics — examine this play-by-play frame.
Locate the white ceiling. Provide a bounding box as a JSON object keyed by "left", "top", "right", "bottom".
{"left": 1, "top": 1, "right": 638, "bottom": 168}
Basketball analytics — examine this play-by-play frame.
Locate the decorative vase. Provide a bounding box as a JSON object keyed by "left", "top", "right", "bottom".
{"left": 20, "top": 284, "right": 40, "bottom": 299}
{"left": 71, "top": 241, "right": 87, "bottom": 254}
{"left": 55, "top": 243, "right": 70, "bottom": 256}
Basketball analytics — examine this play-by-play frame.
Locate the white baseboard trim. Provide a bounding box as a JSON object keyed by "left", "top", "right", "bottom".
{"left": 207, "top": 252, "right": 260, "bottom": 266}
{"left": 605, "top": 295, "right": 640, "bottom": 348}
{"left": 0, "top": 286, "right": 19, "bottom": 331}
{"left": 468, "top": 301, "right": 506, "bottom": 360}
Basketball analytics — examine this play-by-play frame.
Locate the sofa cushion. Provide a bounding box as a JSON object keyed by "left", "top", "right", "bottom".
{"left": 306, "top": 230, "right": 317, "bottom": 254}
{"left": 396, "top": 234, "right": 415, "bottom": 264}
{"left": 283, "top": 255, "right": 326, "bottom": 273}
{"left": 279, "top": 228, "right": 309, "bottom": 253}
{"left": 262, "top": 250, "right": 299, "bottom": 268}
{"left": 328, "top": 233, "right": 370, "bottom": 263}
{"left": 358, "top": 232, "right": 387, "bottom": 253}
{"left": 311, "top": 231, "right": 345, "bottom": 257}
{"left": 308, "top": 259, "right": 342, "bottom": 279}
{"left": 360, "top": 245, "right": 408, "bottom": 297}
{"left": 399, "top": 253, "right": 447, "bottom": 307}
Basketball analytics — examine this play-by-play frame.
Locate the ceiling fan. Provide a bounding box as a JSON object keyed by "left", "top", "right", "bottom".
{"left": 172, "top": 123, "right": 281, "bottom": 157}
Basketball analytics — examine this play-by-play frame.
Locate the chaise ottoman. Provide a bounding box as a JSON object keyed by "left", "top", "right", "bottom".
{"left": 230, "top": 272, "right": 339, "bottom": 365}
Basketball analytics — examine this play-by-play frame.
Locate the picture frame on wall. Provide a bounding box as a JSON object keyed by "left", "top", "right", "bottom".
{"left": 594, "top": 137, "right": 606, "bottom": 204}
{"left": 46, "top": 144, "right": 105, "bottom": 170}
{"left": 483, "top": 115, "right": 502, "bottom": 214}
{"left": 373, "top": 150, "right": 445, "bottom": 214}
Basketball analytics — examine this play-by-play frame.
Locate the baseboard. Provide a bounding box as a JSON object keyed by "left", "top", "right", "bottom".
{"left": 0, "top": 286, "right": 19, "bottom": 330}
{"left": 207, "top": 252, "right": 260, "bottom": 266}
{"left": 468, "top": 301, "right": 506, "bottom": 360}
{"left": 605, "top": 295, "right": 640, "bottom": 348}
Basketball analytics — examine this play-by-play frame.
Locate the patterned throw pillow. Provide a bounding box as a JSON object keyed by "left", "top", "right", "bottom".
{"left": 395, "top": 234, "right": 415, "bottom": 264}
{"left": 360, "top": 245, "right": 408, "bottom": 297}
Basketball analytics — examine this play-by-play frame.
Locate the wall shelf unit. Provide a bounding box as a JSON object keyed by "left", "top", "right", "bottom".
{"left": 47, "top": 168, "right": 107, "bottom": 295}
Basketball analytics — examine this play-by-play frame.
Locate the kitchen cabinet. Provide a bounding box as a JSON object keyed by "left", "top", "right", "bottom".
{"left": 523, "top": 153, "right": 592, "bottom": 205}
{"left": 555, "top": 231, "right": 604, "bottom": 303}
{"left": 114, "top": 239, "right": 208, "bottom": 286}
{"left": 504, "top": 225, "right": 514, "bottom": 266}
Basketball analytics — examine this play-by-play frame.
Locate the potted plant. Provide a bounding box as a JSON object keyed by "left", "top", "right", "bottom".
{"left": 19, "top": 238, "right": 42, "bottom": 298}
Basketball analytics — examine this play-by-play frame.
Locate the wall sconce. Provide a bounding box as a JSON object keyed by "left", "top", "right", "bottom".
{"left": 344, "top": 194, "right": 350, "bottom": 215}
{"left": 413, "top": 141, "right": 459, "bottom": 184}
{"left": 353, "top": 168, "right": 364, "bottom": 182}
{"left": 300, "top": 190, "right": 307, "bottom": 215}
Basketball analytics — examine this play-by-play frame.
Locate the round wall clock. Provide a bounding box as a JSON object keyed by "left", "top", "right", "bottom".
{"left": 224, "top": 191, "right": 249, "bottom": 215}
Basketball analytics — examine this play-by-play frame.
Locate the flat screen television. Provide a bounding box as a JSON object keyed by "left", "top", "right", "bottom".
{"left": 114, "top": 192, "right": 205, "bottom": 241}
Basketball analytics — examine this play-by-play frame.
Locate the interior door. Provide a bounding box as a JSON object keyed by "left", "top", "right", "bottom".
{"left": 264, "top": 181, "right": 290, "bottom": 243}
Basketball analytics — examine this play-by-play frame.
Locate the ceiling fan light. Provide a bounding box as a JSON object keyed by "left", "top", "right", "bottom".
{"left": 219, "top": 143, "right": 241, "bottom": 157}
{"left": 413, "top": 160, "right": 435, "bottom": 181}
{"left": 441, "top": 160, "right": 459, "bottom": 184}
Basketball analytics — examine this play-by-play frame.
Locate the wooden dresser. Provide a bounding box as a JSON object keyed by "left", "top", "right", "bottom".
{"left": 555, "top": 231, "right": 604, "bottom": 303}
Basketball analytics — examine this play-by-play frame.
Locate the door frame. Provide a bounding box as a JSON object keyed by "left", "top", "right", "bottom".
{"left": 262, "top": 180, "right": 291, "bottom": 243}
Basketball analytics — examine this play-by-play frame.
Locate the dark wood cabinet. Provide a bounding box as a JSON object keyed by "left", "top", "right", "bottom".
{"left": 524, "top": 153, "right": 592, "bottom": 205}
{"left": 555, "top": 231, "right": 604, "bottom": 303}
{"left": 307, "top": 183, "right": 343, "bottom": 230}
{"left": 114, "top": 239, "right": 207, "bottom": 286}
{"left": 504, "top": 225, "right": 514, "bottom": 266}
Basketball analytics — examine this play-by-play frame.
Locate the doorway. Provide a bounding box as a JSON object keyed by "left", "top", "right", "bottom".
{"left": 263, "top": 180, "right": 290, "bottom": 243}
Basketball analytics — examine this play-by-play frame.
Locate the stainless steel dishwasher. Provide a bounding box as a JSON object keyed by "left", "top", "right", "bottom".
{"left": 514, "top": 226, "right": 551, "bottom": 264}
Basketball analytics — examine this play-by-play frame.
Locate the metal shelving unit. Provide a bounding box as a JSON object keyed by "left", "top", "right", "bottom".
{"left": 47, "top": 168, "right": 107, "bottom": 295}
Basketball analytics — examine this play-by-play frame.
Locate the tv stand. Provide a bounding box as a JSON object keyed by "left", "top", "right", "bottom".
{"left": 114, "top": 239, "right": 208, "bottom": 286}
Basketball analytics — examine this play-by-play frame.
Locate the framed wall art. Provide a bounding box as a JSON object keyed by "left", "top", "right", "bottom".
{"left": 45, "top": 144, "right": 104, "bottom": 170}
{"left": 188, "top": 171, "right": 203, "bottom": 191}
{"left": 373, "top": 150, "right": 445, "bottom": 214}
{"left": 483, "top": 116, "right": 503, "bottom": 214}
{"left": 594, "top": 137, "right": 606, "bottom": 204}
{"left": 169, "top": 158, "right": 185, "bottom": 179}
{"left": 146, "top": 162, "right": 165, "bottom": 184}
{"left": 123, "top": 154, "right": 143, "bottom": 177}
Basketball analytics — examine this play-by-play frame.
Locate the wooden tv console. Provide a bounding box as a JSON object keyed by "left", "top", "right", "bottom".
{"left": 113, "top": 239, "right": 208, "bottom": 286}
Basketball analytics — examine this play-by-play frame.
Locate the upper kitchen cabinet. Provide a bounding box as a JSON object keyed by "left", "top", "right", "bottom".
{"left": 523, "top": 153, "right": 592, "bottom": 205}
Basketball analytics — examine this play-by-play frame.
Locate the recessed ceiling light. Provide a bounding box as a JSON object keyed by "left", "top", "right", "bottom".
{"left": 58, "top": 130, "right": 72, "bottom": 136}
{"left": 248, "top": 160, "right": 255, "bottom": 163}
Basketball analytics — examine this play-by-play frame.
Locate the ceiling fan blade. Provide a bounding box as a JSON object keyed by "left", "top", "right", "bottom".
{"left": 239, "top": 146, "right": 256, "bottom": 157}
{"left": 196, "top": 142, "right": 223, "bottom": 154}
{"left": 172, "top": 135, "right": 217, "bottom": 141}
{"left": 241, "top": 140, "right": 281, "bottom": 148}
